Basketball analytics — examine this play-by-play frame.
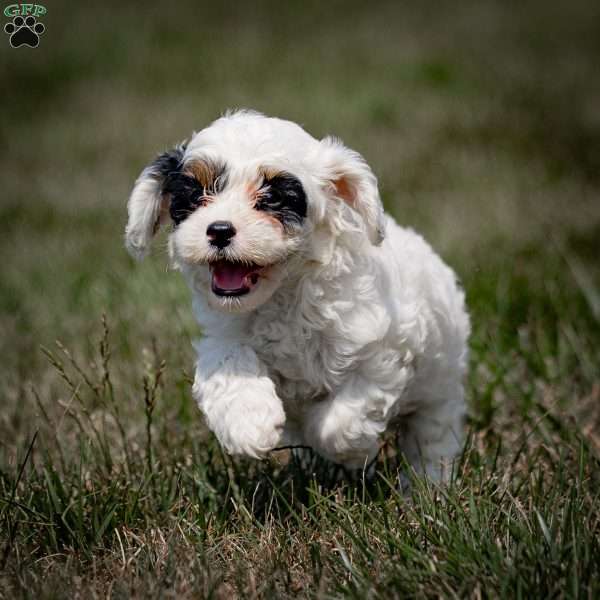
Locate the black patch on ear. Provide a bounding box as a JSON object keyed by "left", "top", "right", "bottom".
{"left": 145, "top": 143, "right": 199, "bottom": 226}
{"left": 147, "top": 144, "right": 187, "bottom": 183}
{"left": 255, "top": 173, "right": 307, "bottom": 228}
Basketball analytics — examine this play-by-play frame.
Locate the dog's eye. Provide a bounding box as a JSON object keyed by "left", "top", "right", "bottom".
{"left": 259, "top": 192, "right": 283, "bottom": 210}
{"left": 256, "top": 173, "right": 307, "bottom": 227}
{"left": 164, "top": 173, "right": 207, "bottom": 226}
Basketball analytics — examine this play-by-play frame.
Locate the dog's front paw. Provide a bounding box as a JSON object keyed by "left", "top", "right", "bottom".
{"left": 223, "top": 405, "right": 285, "bottom": 459}
{"left": 304, "top": 400, "right": 381, "bottom": 469}
{"left": 207, "top": 385, "right": 286, "bottom": 459}
{"left": 193, "top": 344, "right": 288, "bottom": 460}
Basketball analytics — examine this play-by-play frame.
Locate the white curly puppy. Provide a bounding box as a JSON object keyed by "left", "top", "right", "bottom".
{"left": 125, "top": 110, "right": 470, "bottom": 482}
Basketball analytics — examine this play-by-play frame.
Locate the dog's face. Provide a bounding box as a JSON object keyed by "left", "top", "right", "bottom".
{"left": 125, "top": 111, "right": 385, "bottom": 313}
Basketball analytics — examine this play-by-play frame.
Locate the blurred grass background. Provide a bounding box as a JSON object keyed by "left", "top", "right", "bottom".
{"left": 1, "top": 1, "right": 600, "bottom": 597}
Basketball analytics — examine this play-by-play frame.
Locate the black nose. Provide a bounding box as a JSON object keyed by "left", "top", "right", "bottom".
{"left": 207, "top": 220, "right": 236, "bottom": 249}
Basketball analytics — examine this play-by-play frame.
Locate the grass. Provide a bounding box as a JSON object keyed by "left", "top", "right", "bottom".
{"left": 1, "top": 1, "right": 599, "bottom": 597}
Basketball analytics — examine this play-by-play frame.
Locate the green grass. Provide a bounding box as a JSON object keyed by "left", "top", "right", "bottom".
{"left": 1, "top": 1, "right": 600, "bottom": 597}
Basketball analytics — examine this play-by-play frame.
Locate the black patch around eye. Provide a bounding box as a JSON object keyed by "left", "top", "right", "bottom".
{"left": 255, "top": 173, "right": 307, "bottom": 228}
{"left": 164, "top": 163, "right": 227, "bottom": 225}
{"left": 146, "top": 144, "right": 227, "bottom": 226}
{"left": 163, "top": 172, "right": 206, "bottom": 225}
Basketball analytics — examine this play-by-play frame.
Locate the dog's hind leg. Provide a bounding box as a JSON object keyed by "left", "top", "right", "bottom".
{"left": 396, "top": 386, "right": 466, "bottom": 483}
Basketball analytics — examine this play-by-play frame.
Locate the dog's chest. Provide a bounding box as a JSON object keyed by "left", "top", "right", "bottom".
{"left": 249, "top": 310, "right": 326, "bottom": 401}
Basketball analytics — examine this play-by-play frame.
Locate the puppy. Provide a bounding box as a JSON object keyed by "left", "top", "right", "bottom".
{"left": 125, "top": 110, "right": 470, "bottom": 482}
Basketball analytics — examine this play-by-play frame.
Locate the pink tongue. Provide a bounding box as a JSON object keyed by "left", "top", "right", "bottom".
{"left": 212, "top": 263, "right": 257, "bottom": 290}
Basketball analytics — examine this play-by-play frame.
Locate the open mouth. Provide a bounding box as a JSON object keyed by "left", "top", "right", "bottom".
{"left": 209, "top": 259, "right": 265, "bottom": 297}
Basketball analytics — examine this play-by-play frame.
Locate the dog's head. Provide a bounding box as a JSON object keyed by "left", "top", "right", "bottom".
{"left": 125, "top": 110, "right": 385, "bottom": 312}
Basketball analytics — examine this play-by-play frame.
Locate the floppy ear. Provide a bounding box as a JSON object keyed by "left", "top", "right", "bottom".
{"left": 125, "top": 142, "right": 186, "bottom": 259}
{"left": 318, "top": 136, "right": 385, "bottom": 245}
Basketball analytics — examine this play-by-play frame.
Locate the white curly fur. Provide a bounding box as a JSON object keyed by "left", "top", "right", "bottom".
{"left": 125, "top": 110, "right": 470, "bottom": 482}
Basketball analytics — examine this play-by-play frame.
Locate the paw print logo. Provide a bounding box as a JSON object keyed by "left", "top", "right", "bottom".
{"left": 4, "top": 15, "right": 45, "bottom": 48}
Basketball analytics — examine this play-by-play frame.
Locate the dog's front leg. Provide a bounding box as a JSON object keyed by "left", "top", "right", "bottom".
{"left": 303, "top": 374, "right": 394, "bottom": 469}
{"left": 192, "top": 338, "right": 286, "bottom": 458}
